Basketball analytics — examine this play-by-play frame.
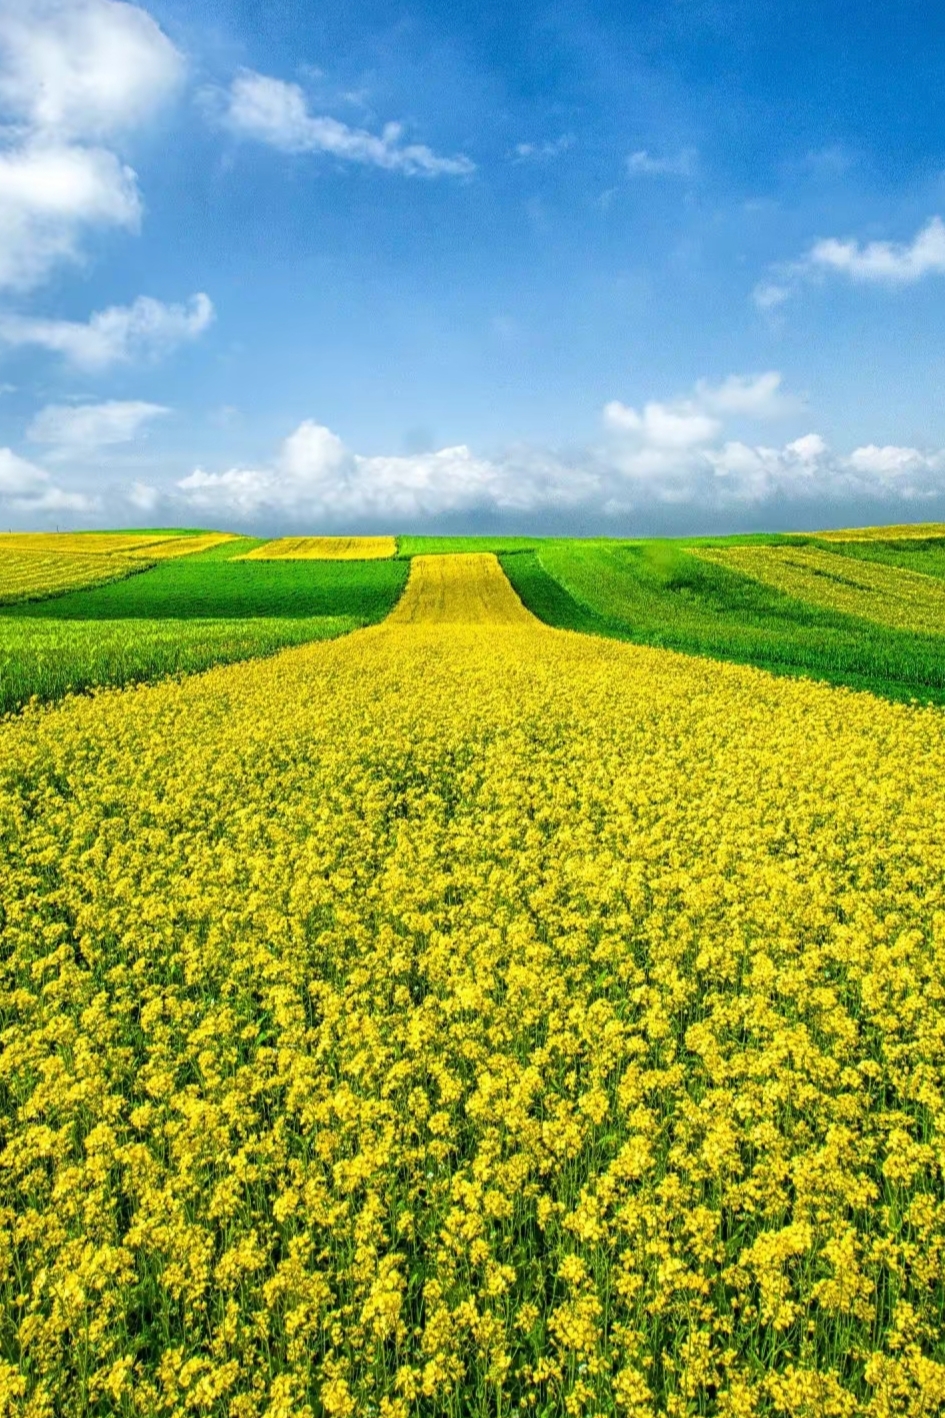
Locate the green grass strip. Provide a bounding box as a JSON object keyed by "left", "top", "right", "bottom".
{"left": 4, "top": 539, "right": 409, "bottom": 622}
{"left": 0, "top": 616, "right": 358, "bottom": 716}
{"left": 501, "top": 545, "right": 945, "bottom": 704}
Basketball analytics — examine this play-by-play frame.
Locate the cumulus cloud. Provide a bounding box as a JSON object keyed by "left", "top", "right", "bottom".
{"left": 626, "top": 147, "right": 697, "bottom": 178}
{"left": 808, "top": 216, "right": 945, "bottom": 284}
{"left": 178, "top": 421, "right": 591, "bottom": 521}
{"left": 756, "top": 216, "right": 945, "bottom": 309}
{"left": 214, "top": 69, "right": 475, "bottom": 177}
{"left": 28, "top": 399, "right": 169, "bottom": 452}
{"left": 0, "top": 0, "right": 182, "bottom": 138}
{"left": 168, "top": 370, "right": 945, "bottom": 527}
{"left": 0, "top": 292, "right": 213, "bottom": 368}
{"left": 0, "top": 141, "right": 141, "bottom": 290}
{"left": 603, "top": 372, "right": 794, "bottom": 451}
{"left": 0, "top": 445, "right": 94, "bottom": 511}
{"left": 604, "top": 399, "right": 720, "bottom": 448}
{"left": 0, "top": 0, "right": 183, "bottom": 290}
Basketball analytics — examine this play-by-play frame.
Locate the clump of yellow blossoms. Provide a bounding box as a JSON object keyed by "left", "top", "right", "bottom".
{"left": 2, "top": 555, "right": 945, "bottom": 1416}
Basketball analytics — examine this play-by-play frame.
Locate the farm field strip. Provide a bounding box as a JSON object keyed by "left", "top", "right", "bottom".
{"left": 0, "top": 532, "right": 182, "bottom": 556}
{"left": 0, "top": 548, "right": 147, "bottom": 606}
{"left": 388, "top": 551, "right": 536, "bottom": 624}
{"left": 0, "top": 543, "right": 410, "bottom": 710}
{"left": 0, "top": 534, "right": 240, "bottom": 608}
{"left": 698, "top": 543, "right": 945, "bottom": 637}
{"left": 241, "top": 536, "right": 397, "bottom": 560}
{"left": 2, "top": 551, "right": 945, "bottom": 1414}
{"left": 815, "top": 522, "right": 945, "bottom": 541}
{"left": 126, "top": 533, "right": 236, "bottom": 559}
{"left": 0, "top": 615, "right": 358, "bottom": 717}
{"left": 509, "top": 542, "right": 945, "bottom": 704}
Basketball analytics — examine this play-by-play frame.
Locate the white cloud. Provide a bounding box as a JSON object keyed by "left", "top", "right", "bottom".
{"left": 626, "top": 147, "right": 697, "bottom": 178}
{"left": 513, "top": 134, "right": 575, "bottom": 162}
{"left": 603, "top": 372, "right": 793, "bottom": 452}
{"left": 128, "top": 478, "right": 159, "bottom": 510}
{"left": 604, "top": 399, "right": 721, "bottom": 448}
{"left": 756, "top": 216, "right": 945, "bottom": 309}
{"left": 28, "top": 399, "right": 169, "bottom": 451}
{"left": 216, "top": 69, "right": 475, "bottom": 177}
{"left": 0, "top": 141, "right": 141, "bottom": 290}
{"left": 846, "top": 444, "right": 934, "bottom": 476}
{"left": 808, "top": 216, "right": 945, "bottom": 284}
{"left": 694, "top": 371, "right": 796, "bottom": 418}
{"left": 752, "top": 281, "right": 791, "bottom": 312}
{"left": 0, "top": 0, "right": 183, "bottom": 138}
{"left": 0, "top": 0, "right": 182, "bottom": 289}
{"left": 0, "top": 445, "right": 94, "bottom": 510}
{"left": 0, "top": 292, "right": 213, "bottom": 368}
{"left": 178, "top": 422, "right": 580, "bottom": 521}
{"left": 172, "top": 403, "right": 945, "bottom": 528}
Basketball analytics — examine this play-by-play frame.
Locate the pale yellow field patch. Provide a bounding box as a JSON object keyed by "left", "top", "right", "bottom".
{"left": 0, "top": 531, "right": 234, "bottom": 604}
{"left": 241, "top": 536, "right": 396, "bottom": 561}
{"left": 0, "top": 532, "right": 178, "bottom": 556}
{"left": 698, "top": 543, "right": 945, "bottom": 636}
{"left": 0, "top": 549, "right": 140, "bottom": 604}
{"left": 814, "top": 522, "right": 945, "bottom": 541}
{"left": 125, "top": 533, "right": 236, "bottom": 560}
{"left": 388, "top": 552, "right": 535, "bottom": 626}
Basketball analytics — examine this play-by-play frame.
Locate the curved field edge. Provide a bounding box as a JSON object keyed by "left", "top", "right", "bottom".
{"left": 0, "top": 546, "right": 411, "bottom": 711}
{"left": 0, "top": 616, "right": 363, "bottom": 718}
{"left": 499, "top": 548, "right": 945, "bottom": 705}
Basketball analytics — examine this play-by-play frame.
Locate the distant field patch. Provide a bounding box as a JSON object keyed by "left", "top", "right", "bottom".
{"left": 5, "top": 551, "right": 409, "bottom": 621}
{"left": 397, "top": 534, "right": 548, "bottom": 557}
{"left": 699, "top": 543, "right": 945, "bottom": 636}
{"left": 0, "top": 532, "right": 177, "bottom": 556}
{"left": 241, "top": 536, "right": 396, "bottom": 560}
{"left": 816, "top": 521, "right": 945, "bottom": 541}
{"left": 389, "top": 552, "right": 534, "bottom": 625}
{"left": 126, "top": 532, "right": 235, "bottom": 559}
{"left": 0, "top": 532, "right": 237, "bottom": 607}
{"left": 0, "top": 548, "right": 143, "bottom": 606}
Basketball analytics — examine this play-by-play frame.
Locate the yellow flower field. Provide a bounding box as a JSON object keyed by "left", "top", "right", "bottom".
{"left": 0, "top": 533, "right": 182, "bottom": 556}
{"left": 0, "top": 533, "right": 234, "bottom": 605}
{"left": 815, "top": 524, "right": 945, "bottom": 542}
{"left": 0, "top": 548, "right": 142, "bottom": 604}
{"left": 697, "top": 543, "right": 945, "bottom": 637}
{"left": 240, "top": 536, "right": 397, "bottom": 560}
{"left": 126, "top": 534, "right": 236, "bottom": 560}
{"left": 2, "top": 554, "right": 945, "bottom": 1416}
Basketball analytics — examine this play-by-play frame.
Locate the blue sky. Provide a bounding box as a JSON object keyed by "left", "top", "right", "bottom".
{"left": 1, "top": 0, "right": 944, "bottom": 533}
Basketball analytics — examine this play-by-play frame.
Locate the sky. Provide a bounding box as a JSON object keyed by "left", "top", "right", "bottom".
{"left": 1, "top": 0, "right": 945, "bottom": 535}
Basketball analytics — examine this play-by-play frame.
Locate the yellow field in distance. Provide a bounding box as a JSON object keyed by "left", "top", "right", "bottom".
{"left": 0, "top": 532, "right": 179, "bottom": 556}
{"left": 699, "top": 542, "right": 945, "bottom": 636}
{"left": 0, "top": 531, "right": 232, "bottom": 604}
{"left": 0, "top": 549, "right": 140, "bottom": 604}
{"left": 125, "top": 533, "right": 235, "bottom": 559}
{"left": 241, "top": 535, "right": 397, "bottom": 560}
{"left": 388, "top": 551, "right": 535, "bottom": 625}
{"left": 815, "top": 521, "right": 945, "bottom": 541}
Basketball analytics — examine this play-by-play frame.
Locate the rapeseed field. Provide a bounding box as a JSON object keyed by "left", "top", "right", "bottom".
{"left": 241, "top": 537, "right": 397, "bottom": 560}
{"left": 3, "top": 553, "right": 945, "bottom": 1416}
{"left": 696, "top": 545, "right": 945, "bottom": 637}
